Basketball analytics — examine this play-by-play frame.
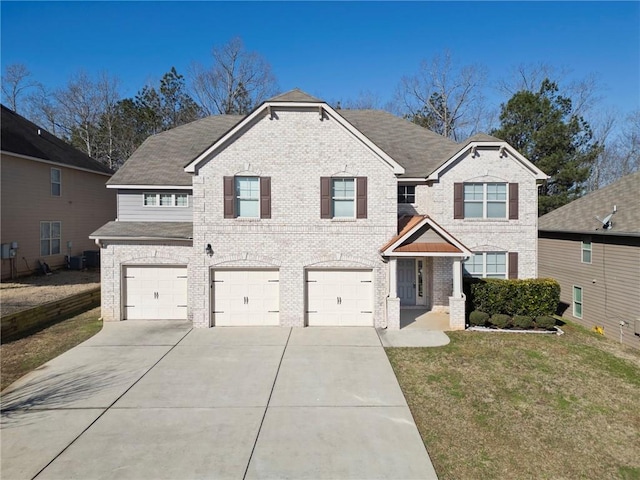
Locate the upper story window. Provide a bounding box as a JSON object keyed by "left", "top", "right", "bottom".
{"left": 51, "top": 168, "right": 61, "bottom": 196}
{"left": 40, "top": 221, "right": 61, "bottom": 256}
{"left": 464, "top": 183, "right": 506, "bottom": 218}
{"left": 321, "top": 177, "right": 367, "bottom": 219}
{"left": 463, "top": 252, "right": 507, "bottom": 279}
{"left": 143, "top": 193, "right": 189, "bottom": 207}
{"left": 223, "top": 176, "right": 271, "bottom": 219}
{"left": 581, "top": 239, "right": 592, "bottom": 264}
{"left": 454, "top": 182, "right": 518, "bottom": 220}
{"left": 236, "top": 176, "right": 260, "bottom": 218}
{"left": 398, "top": 185, "right": 416, "bottom": 204}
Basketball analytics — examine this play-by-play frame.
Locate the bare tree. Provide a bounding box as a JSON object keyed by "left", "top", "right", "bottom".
{"left": 190, "top": 37, "right": 278, "bottom": 115}
{"left": 25, "top": 84, "right": 60, "bottom": 135}
{"left": 397, "top": 51, "right": 487, "bottom": 140}
{"left": 1, "top": 63, "right": 40, "bottom": 113}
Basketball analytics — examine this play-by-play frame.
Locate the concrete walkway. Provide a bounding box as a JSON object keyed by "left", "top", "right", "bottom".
{"left": 1, "top": 323, "right": 438, "bottom": 480}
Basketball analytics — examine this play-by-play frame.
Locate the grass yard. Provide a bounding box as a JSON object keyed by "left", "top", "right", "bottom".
{"left": 387, "top": 322, "right": 640, "bottom": 480}
{"left": 1, "top": 307, "right": 102, "bottom": 391}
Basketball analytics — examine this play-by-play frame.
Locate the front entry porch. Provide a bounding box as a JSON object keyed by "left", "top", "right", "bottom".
{"left": 400, "top": 307, "right": 450, "bottom": 330}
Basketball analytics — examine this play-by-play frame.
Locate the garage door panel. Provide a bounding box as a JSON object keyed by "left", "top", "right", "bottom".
{"left": 306, "top": 269, "right": 373, "bottom": 327}
{"left": 212, "top": 269, "right": 279, "bottom": 326}
{"left": 124, "top": 266, "right": 188, "bottom": 320}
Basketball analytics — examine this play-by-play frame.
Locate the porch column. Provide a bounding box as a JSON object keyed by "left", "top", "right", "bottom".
{"left": 452, "top": 257, "right": 462, "bottom": 298}
{"left": 389, "top": 257, "right": 397, "bottom": 297}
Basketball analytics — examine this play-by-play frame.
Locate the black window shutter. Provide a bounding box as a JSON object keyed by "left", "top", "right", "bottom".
{"left": 356, "top": 177, "right": 367, "bottom": 219}
{"left": 508, "top": 252, "right": 518, "bottom": 279}
{"left": 454, "top": 183, "right": 464, "bottom": 219}
{"left": 223, "top": 176, "right": 235, "bottom": 218}
{"left": 509, "top": 183, "right": 519, "bottom": 220}
{"left": 320, "top": 177, "right": 331, "bottom": 218}
{"left": 260, "top": 177, "right": 271, "bottom": 219}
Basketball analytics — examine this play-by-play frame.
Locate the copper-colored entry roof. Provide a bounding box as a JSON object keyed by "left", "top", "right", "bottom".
{"left": 380, "top": 215, "right": 428, "bottom": 252}
{"left": 394, "top": 242, "right": 462, "bottom": 253}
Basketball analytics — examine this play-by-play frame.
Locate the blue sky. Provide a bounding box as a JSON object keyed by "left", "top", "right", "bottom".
{"left": 2, "top": 1, "right": 639, "bottom": 119}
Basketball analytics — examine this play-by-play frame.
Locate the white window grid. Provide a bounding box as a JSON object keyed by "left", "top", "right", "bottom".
{"left": 573, "top": 285, "right": 583, "bottom": 318}
{"left": 463, "top": 252, "right": 507, "bottom": 279}
{"left": 463, "top": 183, "right": 507, "bottom": 219}
{"left": 235, "top": 177, "right": 260, "bottom": 218}
{"left": 332, "top": 178, "right": 355, "bottom": 218}
{"left": 51, "top": 168, "right": 61, "bottom": 197}
{"left": 40, "top": 221, "right": 61, "bottom": 256}
{"left": 581, "top": 240, "right": 592, "bottom": 264}
{"left": 143, "top": 193, "right": 189, "bottom": 207}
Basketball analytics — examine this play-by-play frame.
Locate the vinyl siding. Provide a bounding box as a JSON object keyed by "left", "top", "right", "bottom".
{"left": 1, "top": 153, "right": 116, "bottom": 279}
{"left": 538, "top": 232, "right": 640, "bottom": 349}
{"left": 117, "top": 190, "right": 193, "bottom": 222}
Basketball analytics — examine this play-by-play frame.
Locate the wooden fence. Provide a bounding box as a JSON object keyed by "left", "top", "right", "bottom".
{"left": 1, "top": 288, "right": 100, "bottom": 342}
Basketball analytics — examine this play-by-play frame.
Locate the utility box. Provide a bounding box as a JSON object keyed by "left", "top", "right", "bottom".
{"left": 1, "top": 244, "right": 10, "bottom": 259}
{"left": 83, "top": 250, "right": 100, "bottom": 268}
{"left": 69, "top": 256, "right": 85, "bottom": 270}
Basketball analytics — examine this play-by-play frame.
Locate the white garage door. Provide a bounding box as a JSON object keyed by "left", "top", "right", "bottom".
{"left": 306, "top": 270, "right": 373, "bottom": 326}
{"left": 212, "top": 269, "right": 279, "bottom": 326}
{"left": 124, "top": 266, "right": 188, "bottom": 320}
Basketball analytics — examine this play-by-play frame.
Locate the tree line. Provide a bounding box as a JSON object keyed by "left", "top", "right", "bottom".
{"left": 2, "top": 39, "right": 637, "bottom": 215}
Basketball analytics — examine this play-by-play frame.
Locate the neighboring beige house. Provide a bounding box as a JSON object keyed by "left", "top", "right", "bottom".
{"left": 91, "top": 89, "right": 547, "bottom": 330}
{"left": 1, "top": 105, "right": 116, "bottom": 280}
{"left": 539, "top": 172, "right": 640, "bottom": 349}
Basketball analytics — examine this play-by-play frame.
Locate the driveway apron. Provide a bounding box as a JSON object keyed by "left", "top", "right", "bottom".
{"left": 1, "top": 323, "right": 437, "bottom": 480}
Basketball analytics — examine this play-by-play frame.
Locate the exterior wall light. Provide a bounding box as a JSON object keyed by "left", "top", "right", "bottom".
{"left": 205, "top": 244, "right": 213, "bottom": 257}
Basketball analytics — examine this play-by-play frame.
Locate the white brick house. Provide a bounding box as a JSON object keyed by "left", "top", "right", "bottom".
{"left": 91, "top": 89, "right": 547, "bottom": 330}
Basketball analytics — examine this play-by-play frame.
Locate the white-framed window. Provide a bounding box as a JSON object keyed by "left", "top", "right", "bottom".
{"left": 573, "top": 286, "right": 583, "bottom": 318}
{"left": 143, "top": 193, "right": 189, "bottom": 207}
{"left": 398, "top": 185, "right": 416, "bottom": 204}
{"left": 332, "top": 178, "right": 355, "bottom": 218}
{"left": 463, "top": 252, "right": 507, "bottom": 279}
{"left": 51, "top": 168, "right": 61, "bottom": 197}
{"left": 235, "top": 176, "right": 260, "bottom": 218}
{"left": 581, "top": 239, "right": 592, "bottom": 264}
{"left": 40, "top": 221, "right": 61, "bottom": 256}
{"left": 464, "top": 183, "right": 506, "bottom": 219}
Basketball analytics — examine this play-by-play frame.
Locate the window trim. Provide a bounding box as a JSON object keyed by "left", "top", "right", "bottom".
{"left": 398, "top": 185, "right": 416, "bottom": 204}
{"left": 463, "top": 252, "right": 508, "bottom": 279}
{"left": 462, "top": 182, "right": 507, "bottom": 219}
{"left": 581, "top": 239, "right": 592, "bottom": 264}
{"left": 142, "top": 193, "right": 189, "bottom": 207}
{"left": 51, "top": 168, "right": 61, "bottom": 197}
{"left": 573, "top": 285, "right": 583, "bottom": 319}
{"left": 40, "top": 221, "right": 61, "bottom": 256}
{"left": 331, "top": 177, "right": 356, "bottom": 219}
{"left": 235, "top": 176, "right": 260, "bottom": 218}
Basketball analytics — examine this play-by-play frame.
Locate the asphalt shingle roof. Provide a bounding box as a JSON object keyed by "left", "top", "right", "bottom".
{"left": 108, "top": 115, "right": 243, "bottom": 186}
{"left": 267, "top": 88, "right": 323, "bottom": 103}
{"left": 1, "top": 105, "right": 112, "bottom": 175}
{"left": 90, "top": 221, "right": 193, "bottom": 239}
{"left": 538, "top": 171, "right": 640, "bottom": 236}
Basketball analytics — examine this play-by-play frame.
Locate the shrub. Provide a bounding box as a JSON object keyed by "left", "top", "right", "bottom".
{"left": 490, "top": 314, "right": 511, "bottom": 329}
{"left": 535, "top": 315, "right": 557, "bottom": 330}
{"left": 512, "top": 315, "right": 534, "bottom": 329}
{"left": 468, "top": 278, "right": 560, "bottom": 317}
{"left": 469, "top": 310, "right": 490, "bottom": 326}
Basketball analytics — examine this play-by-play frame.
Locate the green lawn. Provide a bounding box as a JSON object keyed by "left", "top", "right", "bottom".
{"left": 1, "top": 307, "right": 103, "bottom": 391}
{"left": 387, "top": 322, "right": 640, "bottom": 480}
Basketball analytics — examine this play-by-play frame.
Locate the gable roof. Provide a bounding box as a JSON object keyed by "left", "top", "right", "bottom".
{"left": 108, "top": 114, "right": 243, "bottom": 187}
{"left": 538, "top": 171, "right": 640, "bottom": 237}
{"left": 266, "top": 88, "right": 323, "bottom": 103}
{"left": 1, "top": 105, "right": 112, "bottom": 175}
{"left": 381, "top": 215, "right": 471, "bottom": 256}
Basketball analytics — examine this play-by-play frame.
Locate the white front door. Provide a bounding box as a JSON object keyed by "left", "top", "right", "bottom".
{"left": 123, "top": 266, "right": 188, "bottom": 320}
{"left": 397, "top": 259, "right": 416, "bottom": 305}
{"left": 306, "top": 269, "right": 373, "bottom": 326}
{"left": 211, "top": 269, "right": 280, "bottom": 326}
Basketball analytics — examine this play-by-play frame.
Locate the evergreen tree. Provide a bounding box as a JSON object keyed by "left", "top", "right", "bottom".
{"left": 492, "top": 79, "right": 601, "bottom": 215}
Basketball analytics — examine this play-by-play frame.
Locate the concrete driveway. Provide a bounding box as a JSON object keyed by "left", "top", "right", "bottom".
{"left": 1, "top": 322, "right": 438, "bottom": 480}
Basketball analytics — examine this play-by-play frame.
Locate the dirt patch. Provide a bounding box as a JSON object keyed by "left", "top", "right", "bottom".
{"left": 0, "top": 270, "right": 100, "bottom": 316}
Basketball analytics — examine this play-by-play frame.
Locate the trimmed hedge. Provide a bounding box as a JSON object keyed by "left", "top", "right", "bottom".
{"left": 535, "top": 315, "right": 557, "bottom": 330}
{"left": 467, "top": 278, "right": 560, "bottom": 317}
{"left": 490, "top": 314, "right": 511, "bottom": 329}
{"left": 512, "top": 315, "right": 534, "bottom": 329}
{"left": 469, "top": 310, "right": 490, "bottom": 326}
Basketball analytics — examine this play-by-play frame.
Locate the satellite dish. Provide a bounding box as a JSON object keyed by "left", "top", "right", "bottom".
{"left": 595, "top": 206, "right": 616, "bottom": 230}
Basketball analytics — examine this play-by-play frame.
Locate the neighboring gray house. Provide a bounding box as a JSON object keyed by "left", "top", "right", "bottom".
{"left": 91, "top": 89, "right": 547, "bottom": 330}
{"left": 539, "top": 172, "right": 640, "bottom": 348}
{"left": 1, "top": 105, "right": 116, "bottom": 279}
